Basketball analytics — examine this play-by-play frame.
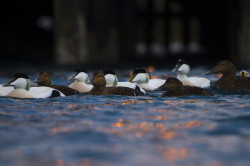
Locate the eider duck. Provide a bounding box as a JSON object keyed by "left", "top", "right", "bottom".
{"left": 4, "top": 73, "right": 65, "bottom": 98}
{"left": 128, "top": 67, "right": 165, "bottom": 91}
{"left": 206, "top": 60, "right": 250, "bottom": 90}
{"left": 172, "top": 59, "right": 211, "bottom": 88}
{"left": 36, "top": 72, "right": 80, "bottom": 96}
{"left": 68, "top": 68, "right": 93, "bottom": 93}
{"left": 89, "top": 72, "right": 142, "bottom": 96}
{"left": 161, "top": 77, "right": 213, "bottom": 97}
{"left": 102, "top": 69, "right": 146, "bottom": 94}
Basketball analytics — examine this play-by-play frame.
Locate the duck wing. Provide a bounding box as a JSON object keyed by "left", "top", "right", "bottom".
{"left": 50, "top": 85, "right": 80, "bottom": 96}
{"left": 233, "top": 77, "right": 250, "bottom": 90}
{"left": 183, "top": 86, "right": 213, "bottom": 96}
{"left": 107, "top": 87, "right": 142, "bottom": 96}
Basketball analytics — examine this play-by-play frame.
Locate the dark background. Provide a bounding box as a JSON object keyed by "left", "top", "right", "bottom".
{"left": 0, "top": 0, "right": 243, "bottom": 69}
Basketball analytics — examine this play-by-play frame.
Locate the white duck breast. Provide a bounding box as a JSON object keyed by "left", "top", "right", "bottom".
{"left": 176, "top": 64, "right": 211, "bottom": 88}
{"left": 68, "top": 72, "right": 93, "bottom": 93}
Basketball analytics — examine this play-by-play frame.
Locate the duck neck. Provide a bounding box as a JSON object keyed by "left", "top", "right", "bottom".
{"left": 91, "top": 84, "right": 106, "bottom": 94}
{"left": 177, "top": 73, "right": 188, "bottom": 80}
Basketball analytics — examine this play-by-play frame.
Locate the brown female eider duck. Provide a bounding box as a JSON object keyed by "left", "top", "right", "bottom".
{"left": 161, "top": 77, "right": 213, "bottom": 97}
{"left": 36, "top": 72, "right": 80, "bottom": 96}
{"left": 206, "top": 60, "right": 250, "bottom": 90}
{"left": 89, "top": 72, "right": 142, "bottom": 96}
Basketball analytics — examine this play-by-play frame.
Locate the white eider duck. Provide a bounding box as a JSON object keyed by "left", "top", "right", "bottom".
{"left": 161, "top": 77, "right": 213, "bottom": 97}
{"left": 35, "top": 72, "right": 80, "bottom": 96}
{"left": 128, "top": 67, "right": 165, "bottom": 91}
{"left": 206, "top": 60, "right": 250, "bottom": 90}
{"left": 89, "top": 72, "right": 142, "bottom": 96}
{"left": 4, "top": 73, "right": 65, "bottom": 98}
{"left": 102, "top": 69, "right": 146, "bottom": 95}
{"left": 172, "top": 59, "right": 211, "bottom": 88}
{"left": 68, "top": 68, "right": 93, "bottom": 93}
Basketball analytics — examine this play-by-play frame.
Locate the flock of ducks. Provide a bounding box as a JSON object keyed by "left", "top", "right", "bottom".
{"left": 0, "top": 59, "right": 250, "bottom": 99}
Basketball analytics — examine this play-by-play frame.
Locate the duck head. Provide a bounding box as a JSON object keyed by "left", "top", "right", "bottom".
{"left": 163, "top": 77, "right": 183, "bottom": 92}
{"left": 103, "top": 69, "right": 118, "bottom": 86}
{"left": 239, "top": 70, "right": 248, "bottom": 77}
{"left": 5, "top": 73, "right": 30, "bottom": 90}
{"left": 206, "top": 60, "right": 237, "bottom": 75}
{"left": 91, "top": 72, "right": 106, "bottom": 87}
{"left": 68, "top": 68, "right": 90, "bottom": 83}
{"left": 172, "top": 59, "right": 190, "bottom": 76}
{"left": 128, "top": 67, "right": 150, "bottom": 83}
{"left": 36, "top": 72, "right": 51, "bottom": 86}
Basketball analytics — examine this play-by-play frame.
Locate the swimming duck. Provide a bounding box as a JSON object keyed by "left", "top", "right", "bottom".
{"left": 102, "top": 69, "right": 146, "bottom": 94}
{"left": 128, "top": 67, "right": 165, "bottom": 91}
{"left": 206, "top": 60, "right": 250, "bottom": 90}
{"left": 172, "top": 59, "right": 211, "bottom": 88}
{"left": 89, "top": 72, "right": 142, "bottom": 96}
{"left": 4, "top": 73, "right": 65, "bottom": 98}
{"left": 36, "top": 72, "right": 80, "bottom": 96}
{"left": 161, "top": 77, "right": 213, "bottom": 97}
{"left": 68, "top": 68, "right": 93, "bottom": 93}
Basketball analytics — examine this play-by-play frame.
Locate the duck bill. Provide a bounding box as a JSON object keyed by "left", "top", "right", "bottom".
{"left": 68, "top": 73, "right": 76, "bottom": 81}
{"left": 172, "top": 67, "right": 177, "bottom": 73}
{"left": 29, "top": 80, "right": 38, "bottom": 87}
{"left": 172, "top": 64, "right": 179, "bottom": 73}
{"left": 128, "top": 74, "right": 136, "bottom": 82}
{"left": 205, "top": 69, "right": 216, "bottom": 75}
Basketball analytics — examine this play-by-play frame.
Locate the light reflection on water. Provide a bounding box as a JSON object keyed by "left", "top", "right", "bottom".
{"left": 0, "top": 69, "right": 250, "bottom": 166}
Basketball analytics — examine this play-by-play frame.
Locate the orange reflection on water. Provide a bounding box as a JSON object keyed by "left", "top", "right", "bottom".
{"left": 158, "top": 146, "right": 193, "bottom": 161}
{"left": 102, "top": 119, "right": 177, "bottom": 140}
{"left": 121, "top": 99, "right": 154, "bottom": 105}
{"left": 174, "top": 120, "right": 203, "bottom": 129}
{"left": 111, "top": 118, "right": 126, "bottom": 128}
{"left": 57, "top": 158, "right": 107, "bottom": 166}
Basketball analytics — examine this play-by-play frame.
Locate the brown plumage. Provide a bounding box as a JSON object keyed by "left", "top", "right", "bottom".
{"left": 36, "top": 72, "right": 80, "bottom": 96}
{"left": 206, "top": 60, "right": 250, "bottom": 90}
{"left": 161, "top": 77, "right": 213, "bottom": 97}
{"left": 89, "top": 72, "right": 142, "bottom": 96}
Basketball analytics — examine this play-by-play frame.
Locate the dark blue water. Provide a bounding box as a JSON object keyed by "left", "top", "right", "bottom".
{"left": 1, "top": 69, "right": 250, "bottom": 166}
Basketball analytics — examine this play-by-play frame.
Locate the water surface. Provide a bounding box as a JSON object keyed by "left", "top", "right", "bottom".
{"left": 0, "top": 68, "right": 250, "bottom": 166}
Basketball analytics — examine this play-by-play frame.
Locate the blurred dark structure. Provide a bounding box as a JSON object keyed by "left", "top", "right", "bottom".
{"left": 1, "top": 0, "right": 250, "bottom": 67}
